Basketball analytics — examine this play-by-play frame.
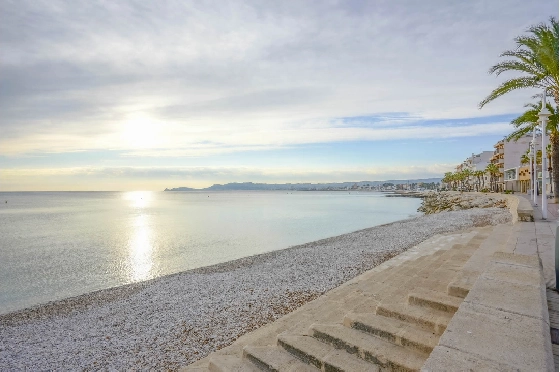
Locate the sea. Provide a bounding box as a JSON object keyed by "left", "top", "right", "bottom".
{"left": 0, "top": 191, "right": 421, "bottom": 314}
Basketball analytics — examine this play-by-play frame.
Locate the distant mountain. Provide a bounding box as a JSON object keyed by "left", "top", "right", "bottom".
{"left": 164, "top": 187, "right": 196, "bottom": 191}
{"left": 164, "top": 178, "right": 441, "bottom": 191}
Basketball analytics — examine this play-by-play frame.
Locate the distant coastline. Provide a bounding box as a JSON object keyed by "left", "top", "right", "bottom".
{"left": 164, "top": 178, "right": 442, "bottom": 192}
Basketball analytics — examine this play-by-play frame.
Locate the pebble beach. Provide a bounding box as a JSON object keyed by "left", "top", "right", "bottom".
{"left": 0, "top": 206, "right": 511, "bottom": 370}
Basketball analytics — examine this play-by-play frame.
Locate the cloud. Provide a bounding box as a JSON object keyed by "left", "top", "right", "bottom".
{"left": 0, "top": 0, "right": 556, "bottom": 161}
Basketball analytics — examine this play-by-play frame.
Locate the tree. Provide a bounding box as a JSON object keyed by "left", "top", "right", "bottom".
{"left": 442, "top": 172, "right": 453, "bottom": 189}
{"left": 479, "top": 17, "right": 558, "bottom": 107}
{"left": 479, "top": 17, "right": 558, "bottom": 202}
{"left": 486, "top": 164, "right": 501, "bottom": 192}
{"left": 473, "top": 170, "right": 485, "bottom": 191}
{"left": 461, "top": 169, "right": 473, "bottom": 191}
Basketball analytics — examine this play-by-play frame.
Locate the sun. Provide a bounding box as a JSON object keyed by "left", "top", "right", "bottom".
{"left": 121, "top": 116, "right": 160, "bottom": 149}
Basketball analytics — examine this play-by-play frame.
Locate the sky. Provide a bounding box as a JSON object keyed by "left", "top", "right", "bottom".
{"left": 0, "top": 0, "right": 557, "bottom": 191}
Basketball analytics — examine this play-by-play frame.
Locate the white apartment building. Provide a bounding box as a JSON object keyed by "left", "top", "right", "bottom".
{"left": 494, "top": 134, "right": 542, "bottom": 192}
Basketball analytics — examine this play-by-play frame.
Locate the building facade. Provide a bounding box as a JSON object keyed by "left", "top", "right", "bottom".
{"left": 496, "top": 134, "right": 542, "bottom": 192}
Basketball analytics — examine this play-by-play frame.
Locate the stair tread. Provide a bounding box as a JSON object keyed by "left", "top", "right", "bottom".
{"left": 448, "top": 271, "right": 479, "bottom": 298}
{"left": 311, "top": 323, "right": 426, "bottom": 372}
{"left": 278, "top": 333, "right": 379, "bottom": 372}
{"left": 208, "top": 355, "right": 261, "bottom": 372}
{"left": 345, "top": 312, "right": 438, "bottom": 354}
{"left": 243, "top": 345, "right": 318, "bottom": 372}
{"left": 408, "top": 288, "right": 463, "bottom": 313}
{"left": 376, "top": 302, "right": 453, "bottom": 334}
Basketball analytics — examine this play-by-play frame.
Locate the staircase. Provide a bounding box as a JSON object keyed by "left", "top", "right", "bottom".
{"left": 188, "top": 227, "right": 501, "bottom": 372}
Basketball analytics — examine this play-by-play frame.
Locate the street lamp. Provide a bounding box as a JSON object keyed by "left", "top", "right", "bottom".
{"left": 530, "top": 140, "right": 537, "bottom": 206}
{"left": 538, "top": 89, "right": 551, "bottom": 219}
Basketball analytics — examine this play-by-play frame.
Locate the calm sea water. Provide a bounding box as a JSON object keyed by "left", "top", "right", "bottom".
{"left": 0, "top": 191, "right": 421, "bottom": 314}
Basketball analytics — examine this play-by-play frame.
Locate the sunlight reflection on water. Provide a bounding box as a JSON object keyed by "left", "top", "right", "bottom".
{"left": 128, "top": 214, "right": 154, "bottom": 282}
{"left": 124, "top": 191, "right": 156, "bottom": 282}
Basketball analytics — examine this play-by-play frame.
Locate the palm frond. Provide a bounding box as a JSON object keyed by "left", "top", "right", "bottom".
{"left": 479, "top": 77, "right": 541, "bottom": 108}
{"left": 480, "top": 17, "right": 559, "bottom": 109}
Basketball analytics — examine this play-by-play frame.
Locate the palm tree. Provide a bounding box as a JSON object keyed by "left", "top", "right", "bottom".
{"left": 479, "top": 17, "right": 558, "bottom": 202}
{"left": 461, "top": 169, "right": 473, "bottom": 191}
{"left": 479, "top": 17, "right": 558, "bottom": 107}
{"left": 451, "top": 172, "right": 460, "bottom": 190}
{"left": 442, "top": 172, "right": 453, "bottom": 190}
{"left": 486, "top": 164, "right": 500, "bottom": 192}
{"left": 454, "top": 172, "right": 461, "bottom": 190}
{"left": 473, "top": 170, "right": 485, "bottom": 191}
{"left": 535, "top": 149, "right": 543, "bottom": 166}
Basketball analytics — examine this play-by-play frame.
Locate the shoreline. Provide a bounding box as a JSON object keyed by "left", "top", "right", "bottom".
{"left": 0, "top": 207, "right": 511, "bottom": 370}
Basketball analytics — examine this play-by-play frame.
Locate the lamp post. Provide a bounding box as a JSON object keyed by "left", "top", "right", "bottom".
{"left": 538, "top": 89, "right": 551, "bottom": 220}
{"left": 532, "top": 128, "right": 536, "bottom": 204}
{"left": 530, "top": 139, "right": 537, "bottom": 206}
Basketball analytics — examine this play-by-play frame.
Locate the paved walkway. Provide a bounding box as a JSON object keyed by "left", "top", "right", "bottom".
{"left": 517, "top": 194, "right": 558, "bottom": 289}
{"left": 548, "top": 289, "right": 559, "bottom": 370}
{"left": 521, "top": 194, "right": 559, "bottom": 370}
{"left": 521, "top": 193, "right": 559, "bottom": 219}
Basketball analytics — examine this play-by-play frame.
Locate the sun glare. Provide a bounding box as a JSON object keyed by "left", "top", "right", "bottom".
{"left": 121, "top": 116, "right": 160, "bottom": 149}
{"left": 124, "top": 191, "right": 153, "bottom": 208}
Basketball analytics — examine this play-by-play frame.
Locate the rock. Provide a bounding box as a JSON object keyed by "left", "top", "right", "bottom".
{"left": 417, "top": 192, "right": 507, "bottom": 215}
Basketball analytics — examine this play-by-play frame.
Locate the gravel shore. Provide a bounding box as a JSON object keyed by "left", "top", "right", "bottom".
{"left": 0, "top": 207, "right": 511, "bottom": 370}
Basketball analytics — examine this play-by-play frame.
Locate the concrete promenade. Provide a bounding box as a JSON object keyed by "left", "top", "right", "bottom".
{"left": 520, "top": 194, "right": 559, "bottom": 370}
{"left": 183, "top": 195, "right": 558, "bottom": 371}
{"left": 424, "top": 194, "right": 558, "bottom": 371}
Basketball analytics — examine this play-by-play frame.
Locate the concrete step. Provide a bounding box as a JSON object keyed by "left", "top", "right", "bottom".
{"left": 311, "top": 324, "right": 426, "bottom": 372}
{"left": 208, "top": 355, "right": 261, "bottom": 372}
{"left": 344, "top": 312, "right": 438, "bottom": 354}
{"left": 378, "top": 260, "right": 436, "bottom": 284}
{"left": 376, "top": 302, "right": 453, "bottom": 335}
{"left": 412, "top": 252, "right": 466, "bottom": 279}
{"left": 242, "top": 345, "right": 318, "bottom": 372}
{"left": 277, "top": 333, "right": 379, "bottom": 372}
{"left": 447, "top": 271, "right": 479, "bottom": 298}
{"left": 408, "top": 288, "right": 463, "bottom": 314}
{"left": 380, "top": 261, "right": 452, "bottom": 289}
